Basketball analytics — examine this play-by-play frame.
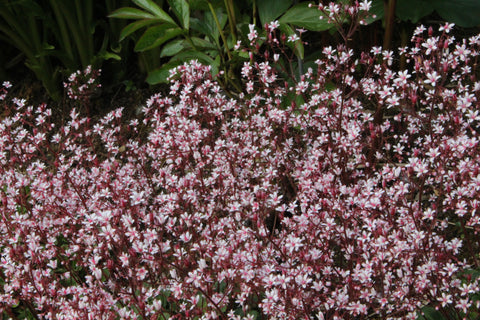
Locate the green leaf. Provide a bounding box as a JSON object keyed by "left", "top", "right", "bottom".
{"left": 43, "top": 43, "right": 55, "bottom": 51}
{"left": 2, "top": 0, "right": 45, "bottom": 17}
{"left": 189, "top": 37, "right": 217, "bottom": 50}
{"left": 159, "top": 36, "right": 218, "bottom": 57}
{"left": 396, "top": 0, "right": 433, "bottom": 23}
{"left": 212, "top": 54, "right": 221, "bottom": 77}
{"left": 434, "top": 0, "right": 480, "bottom": 27}
{"left": 108, "top": 7, "right": 156, "bottom": 20}
{"left": 190, "top": 7, "right": 226, "bottom": 43}
{"left": 257, "top": 0, "right": 292, "bottom": 26}
{"left": 418, "top": 306, "right": 447, "bottom": 320}
{"left": 119, "top": 19, "right": 158, "bottom": 41}
{"left": 98, "top": 51, "right": 122, "bottom": 61}
{"left": 135, "top": 25, "right": 184, "bottom": 52}
{"left": 235, "top": 50, "right": 249, "bottom": 59}
{"left": 279, "top": 2, "right": 333, "bottom": 31}
{"left": 160, "top": 39, "right": 185, "bottom": 57}
{"left": 371, "top": 0, "right": 480, "bottom": 27}
{"left": 170, "top": 50, "right": 215, "bottom": 65}
{"left": 132, "top": 0, "right": 178, "bottom": 26}
{"left": 365, "top": 0, "right": 384, "bottom": 24}
{"left": 146, "top": 61, "right": 182, "bottom": 84}
{"left": 190, "top": 17, "right": 210, "bottom": 35}
{"left": 188, "top": 0, "right": 211, "bottom": 11}
{"left": 168, "top": 0, "right": 190, "bottom": 30}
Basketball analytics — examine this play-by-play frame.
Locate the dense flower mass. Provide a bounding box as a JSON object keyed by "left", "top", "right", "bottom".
{"left": 1, "top": 4, "right": 480, "bottom": 320}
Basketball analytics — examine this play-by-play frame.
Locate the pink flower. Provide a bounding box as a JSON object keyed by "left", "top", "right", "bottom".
{"left": 248, "top": 24, "right": 257, "bottom": 41}
{"left": 456, "top": 298, "right": 471, "bottom": 313}
{"left": 130, "top": 191, "right": 145, "bottom": 205}
{"left": 137, "top": 267, "right": 147, "bottom": 280}
{"left": 439, "top": 22, "right": 455, "bottom": 33}
{"left": 425, "top": 71, "right": 441, "bottom": 87}
{"left": 180, "top": 231, "right": 192, "bottom": 242}
{"left": 359, "top": 0, "right": 372, "bottom": 11}
{"left": 186, "top": 270, "right": 202, "bottom": 288}
{"left": 287, "top": 34, "right": 300, "bottom": 42}
{"left": 268, "top": 20, "right": 280, "bottom": 31}
{"left": 422, "top": 37, "right": 438, "bottom": 54}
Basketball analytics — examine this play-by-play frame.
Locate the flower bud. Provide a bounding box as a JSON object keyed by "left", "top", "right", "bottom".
{"left": 410, "top": 94, "right": 417, "bottom": 105}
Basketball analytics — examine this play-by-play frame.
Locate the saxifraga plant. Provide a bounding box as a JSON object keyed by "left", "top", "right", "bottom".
{"left": 1, "top": 1, "right": 480, "bottom": 319}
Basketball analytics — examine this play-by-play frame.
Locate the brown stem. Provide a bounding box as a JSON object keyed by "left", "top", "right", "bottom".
{"left": 460, "top": 219, "right": 480, "bottom": 268}
{"left": 400, "top": 27, "right": 407, "bottom": 70}
{"left": 383, "top": 0, "right": 396, "bottom": 50}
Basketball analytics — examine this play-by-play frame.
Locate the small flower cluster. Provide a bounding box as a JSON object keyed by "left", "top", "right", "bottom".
{"left": 63, "top": 65, "right": 101, "bottom": 102}
{"left": 313, "top": 0, "right": 374, "bottom": 30}
{"left": 1, "top": 5, "right": 480, "bottom": 320}
{"left": 0, "top": 81, "right": 11, "bottom": 101}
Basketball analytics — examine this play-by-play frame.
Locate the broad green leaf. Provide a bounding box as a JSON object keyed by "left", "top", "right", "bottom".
{"left": 396, "top": 0, "right": 433, "bottom": 23}
{"left": 279, "top": 2, "right": 333, "bottom": 31}
{"left": 364, "top": 0, "right": 384, "bottom": 24}
{"left": 168, "top": 0, "right": 190, "bottom": 30}
{"left": 188, "top": 0, "right": 215, "bottom": 11}
{"left": 160, "top": 38, "right": 185, "bottom": 57}
{"left": 417, "top": 306, "right": 447, "bottom": 320}
{"left": 190, "top": 17, "right": 210, "bottom": 35}
{"left": 119, "top": 19, "right": 158, "bottom": 41}
{"left": 370, "top": 0, "right": 480, "bottom": 27}
{"left": 189, "top": 37, "right": 217, "bottom": 50}
{"left": 235, "top": 50, "right": 249, "bottom": 59}
{"left": 434, "top": 0, "right": 480, "bottom": 27}
{"left": 0, "top": 0, "right": 45, "bottom": 17}
{"left": 146, "top": 61, "right": 182, "bottom": 84}
{"left": 108, "top": 7, "right": 156, "bottom": 20}
{"left": 159, "top": 37, "right": 217, "bottom": 57}
{"left": 132, "top": 0, "right": 177, "bottom": 26}
{"left": 190, "top": 7, "right": 226, "bottom": 43}
{"left": 169, "top": 50, "right": 215, "bottom": 65}
{"left": 135, "top": 25, "right": 184, "bottom": 51}
{"left": 257, "top": 0, "right": 292, "bottom": 26}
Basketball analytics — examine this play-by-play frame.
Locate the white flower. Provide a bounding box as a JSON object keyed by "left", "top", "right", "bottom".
{"left": 287, "top": 34, "right": 300, "bottom": 42}
{"left": 359, "top": 0, "right": 372, "bottom": 11}
{"left": 425, "top": 71, "right": 441, "bottom": 87}
{"left": 180, "top": 231, "right": 192, "bottom": 242}
{"left": 268, "top": 20, "right": 280, "bottom": 31}
{"left": 130, "top": 191, "right": 145, "bottom": 205}
{"left": 439, "top": 22, "right": 454, "bottom": 33}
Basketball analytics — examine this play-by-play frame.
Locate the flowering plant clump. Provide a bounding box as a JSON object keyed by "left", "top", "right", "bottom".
{"left": 63, "top": 65, "right": 102, "bottom": 103}
{"left": 1, "top": 2, "right": 480, "bottom": 320}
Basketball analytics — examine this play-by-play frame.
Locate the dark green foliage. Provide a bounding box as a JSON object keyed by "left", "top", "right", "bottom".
{"left": 0, "top": 0, "right": 129, "bottom": 100}
{"left": 371, "top": 0, "right": 480, "bottom": 26}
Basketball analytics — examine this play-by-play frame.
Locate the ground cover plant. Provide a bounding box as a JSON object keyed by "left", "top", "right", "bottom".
{"left": 1, "top": 1, "right": 480, "bottom": 319}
